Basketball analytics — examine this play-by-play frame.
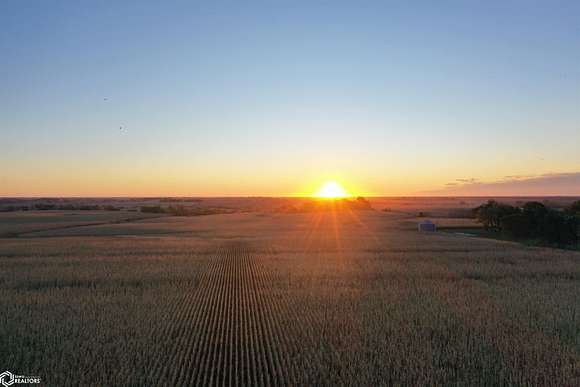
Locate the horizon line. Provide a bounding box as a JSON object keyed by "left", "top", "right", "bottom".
{"left": 2, "top": 195, "right": 580, "bottom": 199}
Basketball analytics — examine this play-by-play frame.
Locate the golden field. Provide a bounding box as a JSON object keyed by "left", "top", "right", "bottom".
{"left": 1, "top": 200, "right": 580, "bottom": 386}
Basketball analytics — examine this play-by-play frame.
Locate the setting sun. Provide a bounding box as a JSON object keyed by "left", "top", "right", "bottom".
{"left": 315, "top": 181, "right": 350, "bottom": 199}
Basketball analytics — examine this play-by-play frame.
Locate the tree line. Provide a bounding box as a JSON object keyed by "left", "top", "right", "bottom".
{"left": 140, "top": 205, "right": 235, "bottom": 216}
{"left": 0, "top": 203, "right": 122, "bottom": 212}
{"left": 474, "top": 200, "right": 580, "bottom": 247}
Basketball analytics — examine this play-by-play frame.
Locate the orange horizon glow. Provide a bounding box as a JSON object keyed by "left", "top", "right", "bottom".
{"left": 2, "top": 168, "right": 580, "bottom": 197}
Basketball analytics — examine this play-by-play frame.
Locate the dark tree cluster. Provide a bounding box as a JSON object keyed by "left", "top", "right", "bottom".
{"left": 140, "top": 205, "right": 234, "bottom": 216}
{"left": 474, "top": 200, "right": 580, "bottom": 247}
{"left": 276, "top": 197, "right": 373, "bottom": 213}
{"left": 0, "top": 203, "right": 122, "bottom": 212}
{"left": 472, "top": 200, "right": 520, "bottom": 232}
{"left": 159, "top": 198, "right": 203, "bottom": 203}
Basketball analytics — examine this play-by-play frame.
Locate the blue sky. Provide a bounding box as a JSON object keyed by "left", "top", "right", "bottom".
{"left": 1, "top": 1, "right": 579, "bottom": 196}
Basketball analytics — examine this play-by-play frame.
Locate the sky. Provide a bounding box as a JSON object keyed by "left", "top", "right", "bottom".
{"left": 1, "top": 1, "right": 579, "bottom": 196}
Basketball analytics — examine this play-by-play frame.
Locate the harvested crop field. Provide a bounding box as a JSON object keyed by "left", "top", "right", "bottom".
{"left": 1, "top": 210, "right": 580, "bottom": 386}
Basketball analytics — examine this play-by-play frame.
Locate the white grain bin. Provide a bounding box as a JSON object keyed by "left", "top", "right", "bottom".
{"left": 418, "top": 220, "right": 436, "bottom": 232}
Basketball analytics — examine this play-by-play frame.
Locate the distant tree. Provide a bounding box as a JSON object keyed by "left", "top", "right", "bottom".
{"left": 167, "top": 205, "right": 190, "bottom": 216}
{"left": 538, "top": 210, "right": 578, "bottom": 246}
{"left": 34, "top": 203, "right": 56, "bottom": 210}
{"left": 522, "top": 201, "right": 548, "bottom": 218}
{"left": 501, "top": 213, "right": 531, "bottom": 239}
{"left": 350, "top": 197, "right": 372, "bottom": 210}
{"left": 79, "top": 205, "right": 101, "bottom": 211}
{"left": 140, "top": 206, "right": 165, "bottom": 214}
{"left": 522, "top": 201, "right": 548, "bottom": 237}
{"left": 57, "top": 204, "right": 77, "bottom": 211}
{"left": 486, "top": 200, "right": 580, "bottom": 246}
{"left": 568, "top": 200, "right": 580, "bottom": 215}
{"left": 474, "top": 200, "right": 519, "bottom": 232}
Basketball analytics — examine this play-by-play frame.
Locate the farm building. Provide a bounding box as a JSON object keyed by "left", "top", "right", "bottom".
{"left": 418, "top": 220, "right": 436, "bottom": 232}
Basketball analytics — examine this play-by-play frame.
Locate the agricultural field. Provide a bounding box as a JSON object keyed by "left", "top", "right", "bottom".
{"left": 1, "top": 202, "right": 580, "bottom": 386}
{"left": 0, "top": 210, "right": 164, "bottom": 237}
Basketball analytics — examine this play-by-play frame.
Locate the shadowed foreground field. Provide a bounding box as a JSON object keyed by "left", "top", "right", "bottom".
{"left": 1, "top": 210, "right": 580, "bottom": 386}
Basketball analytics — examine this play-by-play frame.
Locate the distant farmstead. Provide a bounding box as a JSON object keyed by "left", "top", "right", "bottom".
{"left": 418, "top": 220, "right": 437, "bottom": 232}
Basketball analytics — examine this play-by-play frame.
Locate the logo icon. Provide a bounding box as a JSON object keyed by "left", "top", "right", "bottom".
{"left": 0, "top": 371, "right": 40, "bottom": 386}
{"left": 0, "top": 371, "right": 14, "bottom": 387}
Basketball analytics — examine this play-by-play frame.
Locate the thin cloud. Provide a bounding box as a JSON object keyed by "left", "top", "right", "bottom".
{"left": 426, "top": 172, "right": 580, "bottom": 196}
{"left": 501, "top": 175, "right": 536, "bottom": 181}
{"left": 455, "top": 178, "right": 480, "bottom": 184}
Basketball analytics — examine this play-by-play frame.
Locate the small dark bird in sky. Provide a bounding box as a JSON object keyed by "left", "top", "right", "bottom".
{"left": 119, "top": 126, "right": 123, "bottom": 130}
{"left": 104, "top": 98, "right": 108, "bottom": 101}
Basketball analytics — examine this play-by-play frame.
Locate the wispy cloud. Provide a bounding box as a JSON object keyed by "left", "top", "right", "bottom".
{"left": 501, "top": 175, "right": 536, "bottom": 181}
{"left": 455, "top": 178, "right": 480, "bottom": 184}
{"left": 425, "top": 172, "right": 580, "bottom": 196}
